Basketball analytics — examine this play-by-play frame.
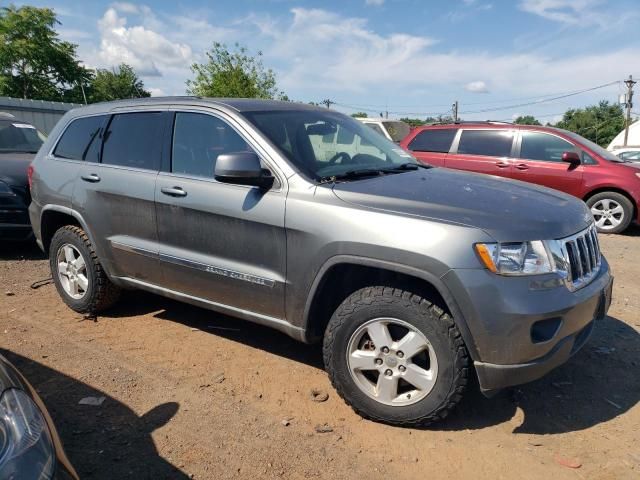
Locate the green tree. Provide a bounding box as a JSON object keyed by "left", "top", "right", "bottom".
{"left": 0, "top": 5, "right": 88, "bottom": 100}
{"left": 514, "top": 115, "right": 541, "bottom": 126}
{"left": 400, "top": 117, "right": 425, "bottom": 127}
{"left": 554, "top": 101, "right": 624, "bottom": 147}
{"left": 351, "top": 112, "right": 368, "bottom": 118}
{"left": 89, "top": 64, "right": 150, "bottom": 102}
{"left": 187, "top": 42, "right": 285, "bottom": 99}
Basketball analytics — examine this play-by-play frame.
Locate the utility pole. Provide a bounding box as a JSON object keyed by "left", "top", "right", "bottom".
{"left": 452, "top": 100, "right": 459, "bottom": 122}
{"left": 623, "top": 75, "right": 636, "bottom": 147}
{"left": 321, "top": 99, "right": 334, "bottom": 109}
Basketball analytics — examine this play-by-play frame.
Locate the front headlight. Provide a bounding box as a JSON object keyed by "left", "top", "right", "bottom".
{"left": 0, "top": 389, "right": 55, "bottom": 479}
{"left": 475, "top": 240, "right": 558, "bottom": 276}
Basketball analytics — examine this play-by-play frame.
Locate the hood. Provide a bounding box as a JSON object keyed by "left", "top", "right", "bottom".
{"left": 0, "top": 152, "right": 34, "bottom": 187}
{"left": 332, "top": 168, "right": 592, "bottom": 241}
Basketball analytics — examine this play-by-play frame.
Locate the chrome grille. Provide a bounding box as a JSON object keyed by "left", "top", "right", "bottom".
{"left": 561, "top": 225, "right": 601, "bottom": 291}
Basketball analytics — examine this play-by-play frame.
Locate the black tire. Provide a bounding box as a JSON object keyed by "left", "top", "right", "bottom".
{"left": 323, "top": 286, "right": 469, "bottom": 427}
{"left": 586, "top": 191, "right": 634, "bottom": 234}
{"left": 49, "top": 225, "right": 121, "bottom": 313}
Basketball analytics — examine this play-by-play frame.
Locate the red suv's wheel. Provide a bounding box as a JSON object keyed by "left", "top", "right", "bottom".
{"left": 587, "top": 192, "right": 633, "bottom": 234}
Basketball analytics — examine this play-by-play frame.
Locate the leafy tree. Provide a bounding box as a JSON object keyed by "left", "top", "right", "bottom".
{"left": 351, "top": 112, "right": 368, "bottom": 118}
{"left": 0, "top": 5, "right": 88, "bottom": 100}
{"left": 514, "top": 115, "right": 541, "bottom": 126}
{"left": 187, "top": 42, "right": 286, "bottom": 99}
{"left": 400, "top": 117, "right": 425, "bottom": 127}
{"left": 554, "top": 101, "right": 624, "bottom": 147}
{"left": 89, "top": 64, "right": 150, "bottom": 102}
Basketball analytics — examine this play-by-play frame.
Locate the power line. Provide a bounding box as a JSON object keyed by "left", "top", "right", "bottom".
{"left": 328, "top": 81, "right": 620, "bottom": 112}
{"left": 460, "top": 81, "right": 620, "bottom": 115}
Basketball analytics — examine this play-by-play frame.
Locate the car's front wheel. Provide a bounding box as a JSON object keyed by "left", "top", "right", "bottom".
{"left": 587, "top": 192, "right": 633, "bottom": 234}
{"left": 49, "top": 225, "right": 121, "bottom": 313}
{"left": 323, "top": 286, "right": 469, "bottom": 426}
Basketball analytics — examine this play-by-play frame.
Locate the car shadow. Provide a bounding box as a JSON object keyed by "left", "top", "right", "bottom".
{"left": 102, "top": 292, "right": 639, "bottom": 435}
{"left": 107, "top": 291, "right": 325, "bottom": 370}
{"left": 0, "top": 239, "right": 46, "bottom": 260}
{"left": 438, "top": 315, "right": 640, "bottom": 434}
{"left": 0, "top": 349, "right": 189, "bottom": 480}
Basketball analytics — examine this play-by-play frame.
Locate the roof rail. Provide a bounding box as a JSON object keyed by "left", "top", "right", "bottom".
{"left": 425, "top": 119, "right": 514, "bottom": 126}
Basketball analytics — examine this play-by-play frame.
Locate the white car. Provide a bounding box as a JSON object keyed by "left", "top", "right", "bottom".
{"left": 610, "top": 147, "right": 640, "bottom": 163}
{"left": 356, "top": 118, "right": 410, "bottom": 143}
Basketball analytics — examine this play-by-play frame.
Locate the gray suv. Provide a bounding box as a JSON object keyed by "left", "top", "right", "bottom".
{"left": 29, "top": 98, "right": 613, "bottom": 426}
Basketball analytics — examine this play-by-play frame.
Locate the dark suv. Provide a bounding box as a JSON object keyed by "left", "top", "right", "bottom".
{"left": 0, "top": 116, "right": 45, "bottom": 240}
{"left": 29, "top": 98, "right": 612, "bottom": 426}
{"left": 401, "top": 122, "right": 640, "bottom": 234}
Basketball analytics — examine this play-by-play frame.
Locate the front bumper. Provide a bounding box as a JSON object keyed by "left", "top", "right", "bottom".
{"left": 442, "top": 257, "right": 612, "bottom": 393}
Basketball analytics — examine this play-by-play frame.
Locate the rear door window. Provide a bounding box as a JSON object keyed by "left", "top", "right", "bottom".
{"left": 408, "top": 129, "right": 456, "bottom": 153}
{"left": 171, "top": 112, "right": 254, "bottom": 178}
{"left": 53, "top": 116, "right": 106, "bottom": 161}
{"left": 520, "top": 131, "right": 576, "bottom": 162}
{"left": 101, "top": 112, "right": 164, "bottom": 170}
{"left": 457, "top": 130, "right": 514, "bottom": 157}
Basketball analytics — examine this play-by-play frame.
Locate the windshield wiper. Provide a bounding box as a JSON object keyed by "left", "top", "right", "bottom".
{"left": 385, "top": 162, "right": 433, "bottom": 171}
{"left": 318, "top": 162, "right": 432, "bottom": 184}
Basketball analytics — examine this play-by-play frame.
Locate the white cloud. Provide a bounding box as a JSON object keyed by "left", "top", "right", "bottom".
{"left": 518, "top": 0, "right": 604, "bottom": 25}
{"left": 465, "top": 81, "right": 489, "bottom": 93}
{"left": 97, "top": 7, "right": 193, "bottom": 76}
{"left": 365, "top": 0, "right": 385, "bottom": 5}
{"left": 111, "top": 2, "right": 140, "bottom": 14}
{"left": 148, "top": 87, "right": 165, "bottom": 97}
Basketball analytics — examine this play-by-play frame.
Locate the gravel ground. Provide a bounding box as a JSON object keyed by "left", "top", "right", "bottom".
{"left": 1, "top": 227, "right": 639, "bottom": 480}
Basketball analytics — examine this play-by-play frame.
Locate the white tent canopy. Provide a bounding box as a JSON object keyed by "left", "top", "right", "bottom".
{"left": 607, "top": 120, "right": 640, "bottom": 150}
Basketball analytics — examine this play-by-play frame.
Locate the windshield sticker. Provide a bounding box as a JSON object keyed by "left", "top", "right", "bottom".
{"left": 12, "top": 123, "right": 36, "bottom": 129}
{"left": 393, "top": 148, "right": 412, "bottom": 157}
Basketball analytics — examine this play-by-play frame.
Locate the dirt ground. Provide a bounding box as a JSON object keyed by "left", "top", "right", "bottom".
{"left": 1, "top": 227, "right": 639, "bottom": 480}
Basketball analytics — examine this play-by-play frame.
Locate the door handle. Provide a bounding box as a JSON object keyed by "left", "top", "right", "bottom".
{"left": 161, "top": 186, "right": 187, "bottom": 197}
{"left": 515, "top": 163, "right": 529, "bottom": 170}
{"left": 495, "top": 161, "right": 510, "bottom": 168}
{"left": 81, "top": 173, "right": 100, "bottom": 183}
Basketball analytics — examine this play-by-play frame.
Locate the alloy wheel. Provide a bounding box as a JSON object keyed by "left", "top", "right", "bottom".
{"left": 56, "top": 244, "right": 89, "bottom": 300}
{"left": 346, "top": 317, "right": 438, "bottom": 406}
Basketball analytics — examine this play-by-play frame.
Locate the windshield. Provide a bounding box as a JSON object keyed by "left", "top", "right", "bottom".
{"left": 563, "top": 130, "right": 621, "bottom": 162}
{"left": 243, "top": 109, "right": 417, "bottom": 181}
{"left": 0, "top": 121, "right": 45, "bottom": 153}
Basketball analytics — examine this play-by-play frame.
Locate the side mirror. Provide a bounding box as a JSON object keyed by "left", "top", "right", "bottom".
{"left": 561, "top": 151, "right": 581, "bottom": 164}
{"left": 214, "top": 152, "right": 274, "bottom": 189}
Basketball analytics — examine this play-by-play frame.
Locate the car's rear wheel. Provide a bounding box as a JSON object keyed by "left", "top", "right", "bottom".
{"left": 587, "top": 192, "right": 633, "bottom": 234}
{"left": 323, "top": 286, "right": 469, "bottom": 426}
{"left": 49, "top": 225, "right": 121, "bottom": 313}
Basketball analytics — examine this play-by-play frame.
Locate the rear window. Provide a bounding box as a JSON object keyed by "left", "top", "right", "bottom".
{"left": 408, "top": 129, "right": 456, "bottom": 153}
{"left": 53, "top": 116, "right": 105, "bottom": 161}
{"left": 0, "top": 121, "right": 45, "bottom": 154}
{"left": 101, "top": 112, "right": 164, "bottom": 170}
{"left": 457, "top": 130, "right": 514, "bottom": 157}
{"left": 383, "top": 121, "right": 410, "bottom": 142}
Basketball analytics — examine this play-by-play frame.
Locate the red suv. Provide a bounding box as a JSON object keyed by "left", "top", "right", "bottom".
{"left": 401, "top": 122, "right": 640, "bottom": 233}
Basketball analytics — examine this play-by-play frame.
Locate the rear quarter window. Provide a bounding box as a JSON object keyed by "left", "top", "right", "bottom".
{"left": 53, "top": 116, "right": 106, "bottom": 162}
{"left": 408, "top": 129, "right": 456, "bottom": 153}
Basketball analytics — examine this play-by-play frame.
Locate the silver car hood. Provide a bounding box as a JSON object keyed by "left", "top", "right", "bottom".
{"left": 331, "top": 168, "right": 592, "bottom": 241}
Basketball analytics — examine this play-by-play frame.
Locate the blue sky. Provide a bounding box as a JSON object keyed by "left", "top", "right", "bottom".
{"left": 12, "top": 0, "right": 640, "bottom": 121}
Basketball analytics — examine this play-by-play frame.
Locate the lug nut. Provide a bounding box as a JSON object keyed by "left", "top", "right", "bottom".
{"left": 397, "top": 351, "right": 404, "bottom": 358}
{"left": 375, "top": 358, "right": 383, "bottom": 365}
{"left": 381, "top": 346, "right": 390, "bottom": 354}
{"left": 384, "top": 369, "right": 393, "bottom": 377}
{"left": 398, "top": 365, "right": 406, "bottom": 372}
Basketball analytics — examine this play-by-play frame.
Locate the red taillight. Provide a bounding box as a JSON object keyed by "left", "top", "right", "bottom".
{"left": 27, "top": 165, "right": 34, "bottom": 190}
